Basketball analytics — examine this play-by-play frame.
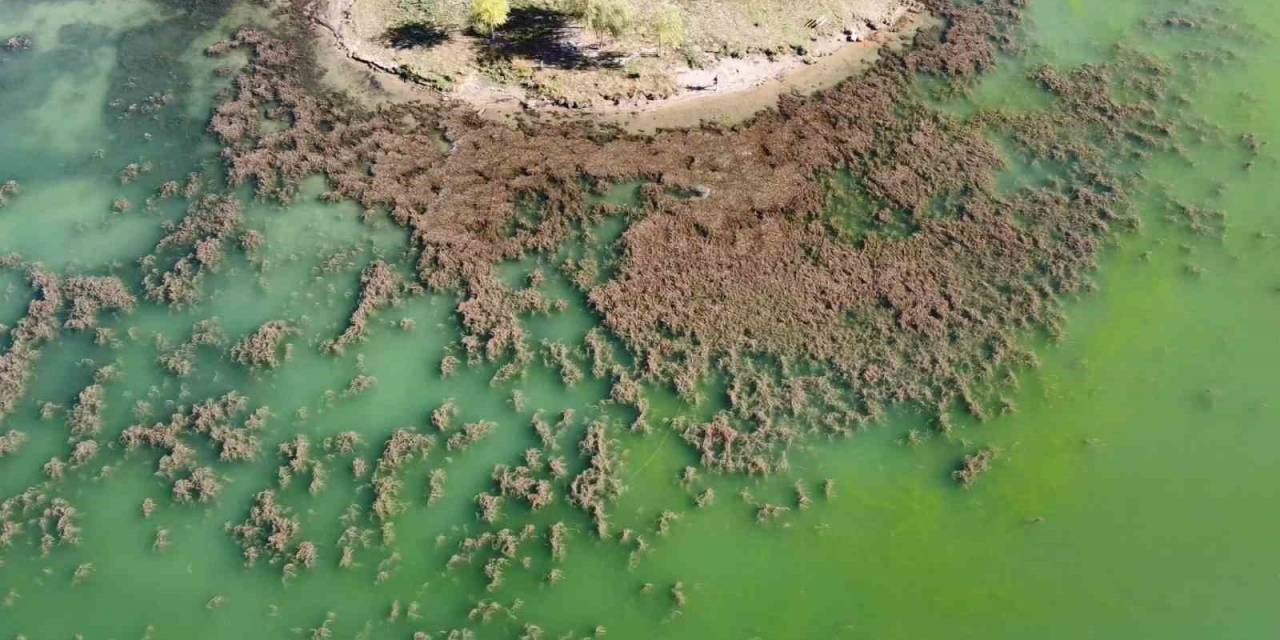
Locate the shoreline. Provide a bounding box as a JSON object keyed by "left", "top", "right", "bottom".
{"left": 308, "top": 0, "right": 930, "bottom": 133}
{"left": 591, "top": 10, "right": 933, "bottom": 133}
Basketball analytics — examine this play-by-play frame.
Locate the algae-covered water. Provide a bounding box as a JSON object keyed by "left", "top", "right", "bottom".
{"left": 1, "top": 0, "right": 1278, "bottom": 638}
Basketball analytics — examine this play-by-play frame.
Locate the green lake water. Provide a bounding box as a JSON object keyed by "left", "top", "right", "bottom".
{"left": 1, "top": 0, "right": 1278, "bottom": 638}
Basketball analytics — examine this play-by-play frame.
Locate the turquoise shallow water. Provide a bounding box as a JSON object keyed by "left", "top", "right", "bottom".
{"left": 1, "top": 0, "right": 1278, "bottom": 638}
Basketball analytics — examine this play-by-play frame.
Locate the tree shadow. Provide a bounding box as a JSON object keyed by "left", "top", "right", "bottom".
{"left": 475, "top": 7, "right": 621, "bottom": 70}
{"left": 382, "top": 23, "right": 450, "bottom": 50}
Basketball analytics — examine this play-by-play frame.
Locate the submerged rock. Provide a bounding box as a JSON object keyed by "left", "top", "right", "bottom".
{"left": 2, "top": 35, "right": 33, "bottom": 51}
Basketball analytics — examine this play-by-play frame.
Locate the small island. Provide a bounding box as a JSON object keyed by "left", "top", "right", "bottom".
{"left": 313, "top": 0, "right": 920, "bottom": 128}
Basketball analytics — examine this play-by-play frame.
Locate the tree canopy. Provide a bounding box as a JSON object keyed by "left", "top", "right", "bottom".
{"left": 470, "top": 0, "right": 511, "bottom": 36}
{"left": 654, "top": 4, "right": 685, "bottom": 52}
{"left": 580, "top": 0, "right": 633, "bottom": 40}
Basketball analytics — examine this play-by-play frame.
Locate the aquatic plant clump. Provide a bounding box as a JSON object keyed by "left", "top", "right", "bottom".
{"left": 0, "top": 268, "right": 62, "bottom": 421}
{"left": 141, "top": 195, "right": 244, "bottom": 307}
{"left": 1, "top": 266, "right": 134, "bottom": 423}
{"left": 953, "top": 447, "right": 999, "bottom": 487}
{"left": 325, "top": 260, "right": 408, "bottom": 354}
{"left": 0, "top": 180, "right": 19, "bottom": 207}
{"left": 569, "top": 420, "right": 625, "bottom": 536}
{"left": 63, "top": 277, "right": 136, "bottom": 331}
{"left": 230, "top": 489, "right": 310, "bottom": 570}
{"left": 0, "top": 492, "right": 81, "bottom": 555}
{"left": 2, "top": 35, "right": 33, "bottom": 52}
{"left": 370, "top": 427, "right": 434, "bottom": 522}
{"left": 230, "top": 320, "right": 297, "bottom": 370}
{"left": 0, "top": 430, "right": 27, "bottom": 457}
{"left": 120, "top": 392, "right": 268, "bottom": 496}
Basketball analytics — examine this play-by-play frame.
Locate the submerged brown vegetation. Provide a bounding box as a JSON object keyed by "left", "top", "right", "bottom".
{"left": 2, "top": 35, "right": 32, "bottom": 52}
{"left": 0, "top": 429, "right": 26, "bottom": 458}
{"left": 953, "top": 446, "right": 999, "bottom": 487}
{"left": 325, "top": 260, "right": 407, "bottom": 353}
{"left": 0, "top": 268, "right": 60, "bottom": 421}
{"left": 0, "top": 266, "right": 134, "bottom": 424}
{"left": 230, "top": 489, "right": 312, "bottom": 571}
{"left": 0, "top": 180, "right": 19, "bottom": 207}
{"left": 231, "top": 320, "right": 297, "bottom": 369}
{"left": 141, "top": 195, "right": 244, "bottom": 308}
{"left": 120, "top": 391, "right": 269, "bottom": 499}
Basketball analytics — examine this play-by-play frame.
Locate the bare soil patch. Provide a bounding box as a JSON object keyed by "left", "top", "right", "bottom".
{"left": 310, "top": 0, "right": 921, "bottom": 130}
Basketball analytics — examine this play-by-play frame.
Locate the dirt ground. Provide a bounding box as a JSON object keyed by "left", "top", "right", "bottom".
{"left": 310, "top": 0, "right": 919, "bottom": 128}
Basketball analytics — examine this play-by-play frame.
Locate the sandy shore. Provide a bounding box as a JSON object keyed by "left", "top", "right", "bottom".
{"left": 309, "top": 0, "right": 929, "bottom": 132}
{"left": 591, "top": 11, "right": 932, "bottom": 133}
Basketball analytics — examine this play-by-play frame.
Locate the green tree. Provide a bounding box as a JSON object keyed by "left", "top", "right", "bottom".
{"left": 470, "top": 0, "right": 511, "bottom": 36}
{"left": 584, "top": 0, "right": 632, "bottom": 41}
{"left": 653, "top": 4, "right": 685, "bottom": 54}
